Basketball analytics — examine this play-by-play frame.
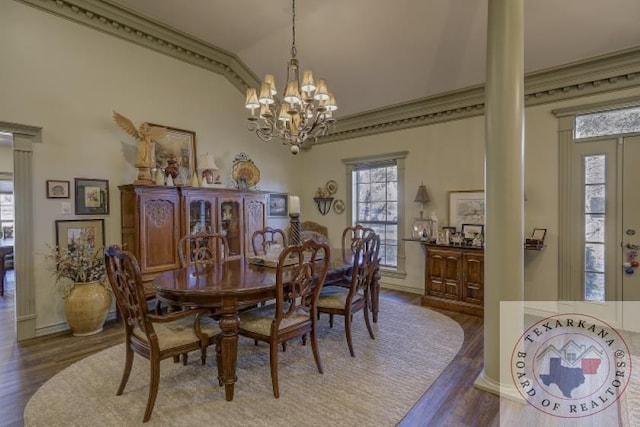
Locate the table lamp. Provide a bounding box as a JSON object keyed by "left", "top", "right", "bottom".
{"left": 199, "top": 153, "right": 222, "bottom": 188}
{"left": 414, "top": 183, "right": 430, "bottom": 219}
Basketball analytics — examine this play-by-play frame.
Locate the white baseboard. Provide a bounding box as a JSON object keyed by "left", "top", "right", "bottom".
{"left": 474, "top": 369, "right": 525, "bottom": 404}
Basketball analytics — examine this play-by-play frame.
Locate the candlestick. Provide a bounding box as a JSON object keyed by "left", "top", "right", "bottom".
{"left": 289, "top": 213, "right": 301, "bottom": 246}
{"left": 289, "top": 195, "right": 300, "bottom": 215}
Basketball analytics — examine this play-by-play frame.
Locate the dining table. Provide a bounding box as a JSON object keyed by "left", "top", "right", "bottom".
{"left": 153, "top": 250, "right": 379, "bottom": 401}
{"left": 0, "top": 237, "right": 14, "bottom": 297}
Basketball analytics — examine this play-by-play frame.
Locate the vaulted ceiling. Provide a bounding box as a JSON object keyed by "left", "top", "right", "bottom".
{"left": 108, "top": 0, "right": 640, "bottom": 118}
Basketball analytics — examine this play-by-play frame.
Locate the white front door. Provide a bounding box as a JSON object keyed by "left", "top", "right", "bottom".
{"left": 622, "top": 135, "right": 640, "bottom": 330}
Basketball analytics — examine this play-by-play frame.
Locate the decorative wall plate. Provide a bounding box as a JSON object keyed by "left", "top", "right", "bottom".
{"left": 333, "top": 199, "right": 345, "bottom": 215}
{"left": 326, "top": 180, "right": 338, "bottom": 195}
{"left": 232, "top": 160, "right": 260, "bottom": 189}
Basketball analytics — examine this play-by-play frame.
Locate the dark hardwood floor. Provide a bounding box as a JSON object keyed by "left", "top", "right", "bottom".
{"left": 0, "top": 272, "right": 499, "bottom": 426}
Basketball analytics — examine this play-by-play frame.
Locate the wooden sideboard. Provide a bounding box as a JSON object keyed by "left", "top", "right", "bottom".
{"left": 119, "top": 185, "right": 267, "bottom": 283}
{"left": 420, "top": 243, "right": 484, "bottom": 316}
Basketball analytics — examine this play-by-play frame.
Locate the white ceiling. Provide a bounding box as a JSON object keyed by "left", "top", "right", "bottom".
{"left": 59, "top": 1, "right": 640, "bottom": 117}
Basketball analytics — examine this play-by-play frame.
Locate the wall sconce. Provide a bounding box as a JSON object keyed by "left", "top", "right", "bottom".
{"left": 414, "top": 183, "right": 431, "bottom": 219}
{"left": 313, "top": 197, "right": 334, "bottom": 215}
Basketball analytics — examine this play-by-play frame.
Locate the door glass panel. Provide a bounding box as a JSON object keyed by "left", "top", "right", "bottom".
{"left": 189, "top": 200, "right": 212, "bottom": 234}
{"left": 583, "top": 155, "right": 606, "bottom": 301}
{"left": 220, "top": 200, "right": 241, "bottom": 257}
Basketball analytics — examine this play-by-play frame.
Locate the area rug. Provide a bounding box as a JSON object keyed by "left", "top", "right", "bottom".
{"left": 24, "top": 298, "right": 463, "bottom": 426}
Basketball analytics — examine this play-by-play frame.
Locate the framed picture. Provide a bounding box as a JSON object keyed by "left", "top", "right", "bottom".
{"left": 461, "top": 223, "right": 484, "bottom": 240}
{"left": 268, "top": 193, "right": 288, "bottom": 217}
{"left": 55, "top": 219, "right": 105, "bottom": 251}
{"left": 46, "top": 180, "right": 70, "bottom": 199}
{"left": 442, "top": 226, "right": 456, "bottom": 235}
{"left": 150, "top": 124, "right": 196, "bottom": 185}
{"left": 531, "top": 228, "right": 547, "bottom": 241}
{"left": 448, "top": 190, "right": 484, "bottom": 230}
{"left": 74, "top": 178, "right": 109, "bottom": 215}
{"left": 412, "top": 218, "right": 433, "bottom": 240}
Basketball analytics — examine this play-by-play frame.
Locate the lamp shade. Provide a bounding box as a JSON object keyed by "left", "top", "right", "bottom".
{"left": 199, "top": 153, "right": 218, "bottom": 171}
{"left": 414, "top": 184, "right": 430, "bottom": 203}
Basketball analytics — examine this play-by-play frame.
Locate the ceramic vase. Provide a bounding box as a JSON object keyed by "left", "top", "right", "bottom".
{"left": 64, "top": 281, "right": 111, "bottom": 337}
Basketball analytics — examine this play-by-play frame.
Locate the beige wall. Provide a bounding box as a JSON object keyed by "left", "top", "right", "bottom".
{"left": 303, "top": 87, "right": 640, "bottom": 301}
{"left": 0, "top": 145, "right": 12, "bottom": 173}
{"left": 0, "top": 1, "right": 301, "bottom": 330}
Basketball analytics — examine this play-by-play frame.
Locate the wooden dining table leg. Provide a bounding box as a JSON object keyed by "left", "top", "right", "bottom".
{"left": 218, "top": 301, "right": 240, "bottom": 401}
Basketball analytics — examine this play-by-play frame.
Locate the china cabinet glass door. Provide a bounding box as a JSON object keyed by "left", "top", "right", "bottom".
{"left": 219, "top": 199, "right": 242, "bottom": 257}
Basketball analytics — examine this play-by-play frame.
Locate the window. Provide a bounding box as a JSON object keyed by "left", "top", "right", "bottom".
{"left": 353, "top": 163, "right": 398, "bottom": 267}
{"left": 343, "top": 151, "right": 407, "bottom": 277}
{"left": 0, "top": 193, "right": 14, "bottom": 233}
{"left": 575, "top": 105, "right": 640, "bottom": 139}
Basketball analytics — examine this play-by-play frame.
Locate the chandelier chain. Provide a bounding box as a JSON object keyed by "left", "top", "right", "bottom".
{"left": 290, "top": 0, "right": 297, "bottom": 58}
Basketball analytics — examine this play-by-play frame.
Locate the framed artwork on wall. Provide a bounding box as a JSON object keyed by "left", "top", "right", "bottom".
{"left": 268, "top": 193, "right": 288, "bottom": 217}
{"left": 150, "top": 124, "right": 196, "bottom": 185}
{"left": 55, "top": 219, "right": 105, "bottom": 251}
{"left": 46, "top": 180, "right": 70, "bottom": 199}
{"left": 448, "top": 190, "right": 484, "bottom": 230}
{"left": 74, "top": 178, "right": 109, "bottom": 215}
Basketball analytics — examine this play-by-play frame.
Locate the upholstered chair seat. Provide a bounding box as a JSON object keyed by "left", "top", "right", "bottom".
{"left": 240, "top": 303, "right": 310, "bottom": 336}
{"left": 132, "top": 315, "right": 220, "bottom": 351}
{"left": 317, "top": 286, "right": 365, "bottom": 310}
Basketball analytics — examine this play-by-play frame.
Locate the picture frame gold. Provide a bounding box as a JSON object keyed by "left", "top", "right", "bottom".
{"left": 150, "top": 124, "right": 197, "bottom": 185}
{"left": 55, "top": 219, "right": 105, "bottom": 251}
{"left": 74, "top": 178, "right": 109, "bottom": 215}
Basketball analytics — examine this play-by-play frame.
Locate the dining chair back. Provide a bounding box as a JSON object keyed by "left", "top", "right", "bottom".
{"left": 300, "top": 220, "right": 329, "bottom": 245}
{"left": 318, "top": 232, "right": 380, "bottom": 357}
{"left": 104, "top": 245, "right": 220, "bottom": 423}
{"left": 252, "top": 227, "right": 288, "bottom": 256}
{"left": 178, "top": 232, "right": 229, "bottom": 267}
{"left": 237, "top": 239, "right": 330, "bottom": 398}
{"left": 341, "top": 223, "right": 376, "bottom": 263}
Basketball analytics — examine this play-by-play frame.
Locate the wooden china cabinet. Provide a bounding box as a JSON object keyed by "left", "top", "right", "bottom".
{"left": 119, "top": 184, "right": 267, "bottom": 283}
{"left": 420, "top": 243, "right": 484, "bottom": 316}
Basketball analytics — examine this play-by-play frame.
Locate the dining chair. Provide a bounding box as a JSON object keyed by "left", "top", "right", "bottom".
{"left": 237, "top": 239, "right": 330, "bottom": 398}
{"left": 252, "top": 226, "right": 288, "bottom": 255}
{"left": 341, "top": 223, "right": 375, "bottom": 263}
{"left": 300, "top": 220, "right": 329, "bottom": 245}
{"left": 178, "top": 232, "right": 229, "bottom": 267}
{"left": 317, "top": 233, "right": 380, "bottom": 357}
{"left": 104, "top": 245, "right": 221, "bottom": 423}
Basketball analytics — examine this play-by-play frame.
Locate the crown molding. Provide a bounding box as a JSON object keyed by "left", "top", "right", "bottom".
{"left": 14, "top": 0, "right": 640, "bottom": 144}
{"left": 15, "top": 0, "right": 261, "bottom": 93}
{"left": 321, "top": 47, "right": 640, "bottom": 144}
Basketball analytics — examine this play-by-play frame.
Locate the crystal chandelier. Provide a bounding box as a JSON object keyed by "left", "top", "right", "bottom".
{"left": 244, "top": 0, "right": 337, "bottom": 155}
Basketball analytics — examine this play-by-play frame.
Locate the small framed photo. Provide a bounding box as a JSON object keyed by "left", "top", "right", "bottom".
{"left": 531, "top": 228, "right": 547, "bottom": 241}
{"left": 74, "top": 178, "right": 109, "bottom": 215}
{"left": 46, "top": 180, "right": 70, "bottom": 199}
{"left": 55, "top": 219, "right": 105, "bottom": 251}
{"left": 268, "top": 193, "right": 288, "bottom": 217}
{"left": 412, "top": 218, "right": 433, "bottom": 240}
{"left": 442, "top": 226, "right": 457, "bottom": 235}
{"left": 461, "top": 223, "right": 484, "bottom": 240}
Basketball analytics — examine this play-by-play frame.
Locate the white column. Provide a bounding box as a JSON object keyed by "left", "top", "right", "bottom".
{"left": 474, "top": 0, "right": 525, "bottom": 397}
{"left": 13, "top": 134, "right": 36, "bottom": 340}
